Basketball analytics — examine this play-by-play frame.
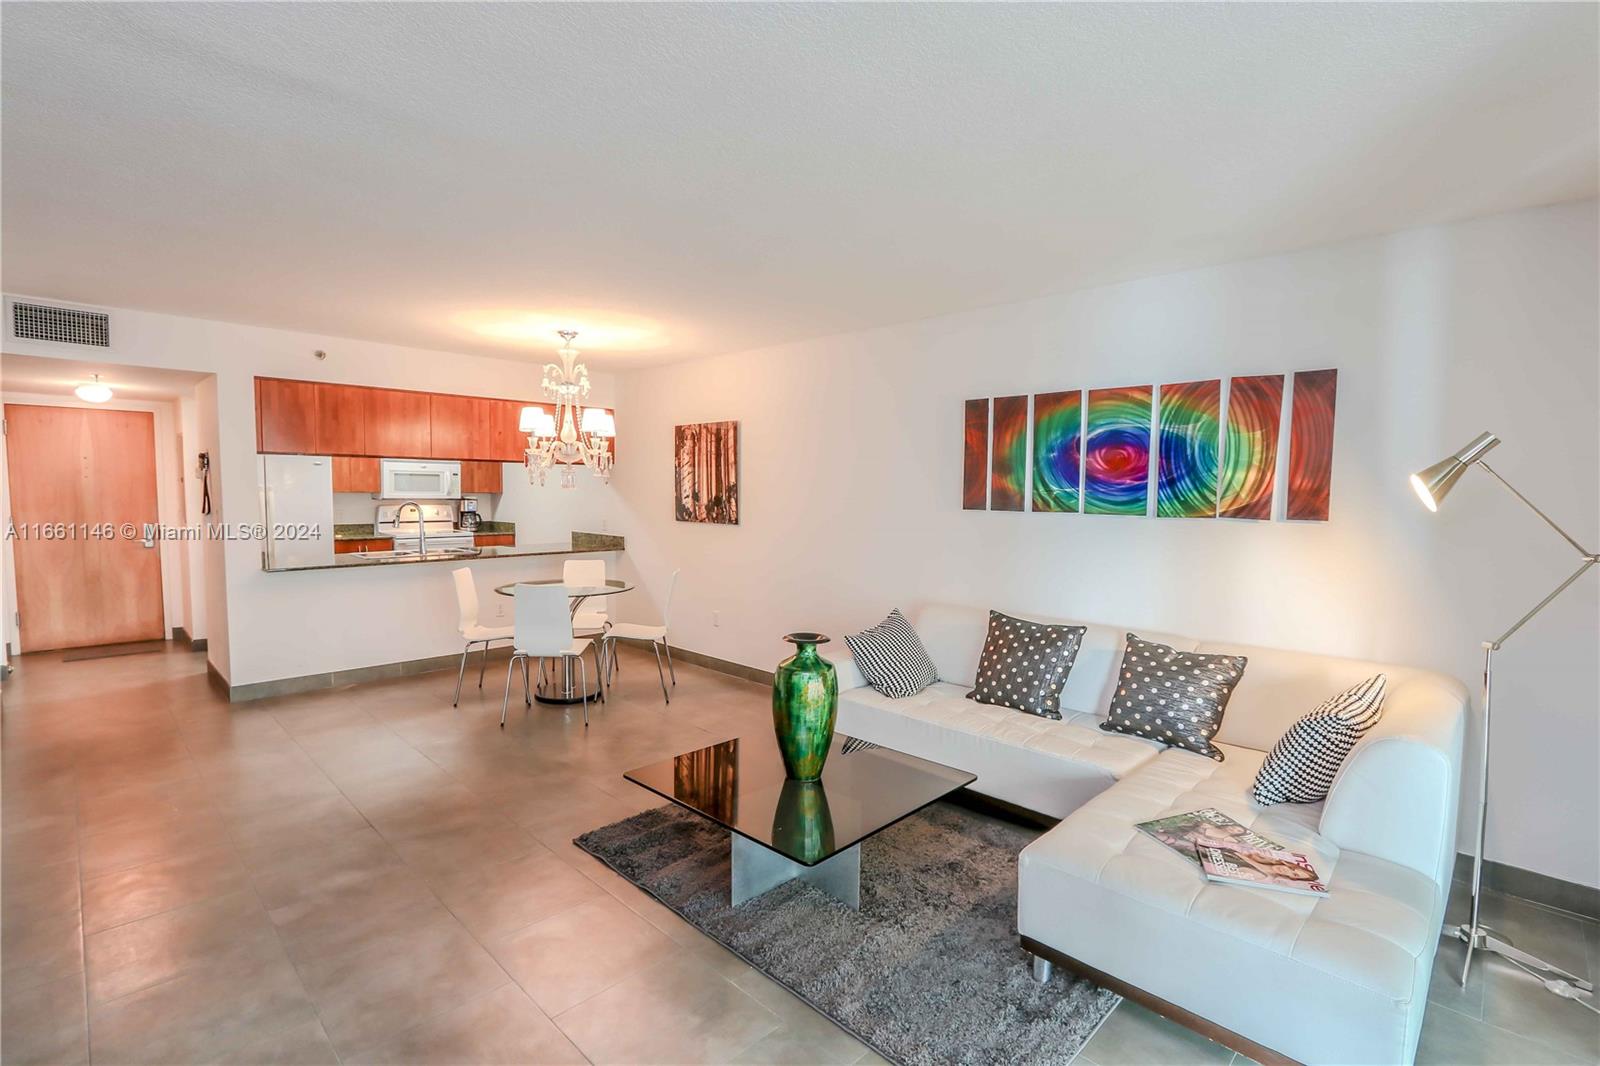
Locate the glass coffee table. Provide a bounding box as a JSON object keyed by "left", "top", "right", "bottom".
{"left": 624, "top": 731, "right": 976, "bottom": 909}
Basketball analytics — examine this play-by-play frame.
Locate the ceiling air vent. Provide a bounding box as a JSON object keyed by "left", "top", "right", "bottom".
{"left": 11, "top": 302, "right": 111, "bottom": 347}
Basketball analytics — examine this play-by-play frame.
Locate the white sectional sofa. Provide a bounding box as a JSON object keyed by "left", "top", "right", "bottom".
{"left": 834, "top": 604, "right": 1467, "bottom": 1066}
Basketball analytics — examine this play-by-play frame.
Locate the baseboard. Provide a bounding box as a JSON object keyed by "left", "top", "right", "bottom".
{"left": 224, "top": 644, "right": 520, "bottom": 702}
{"left": 1453, "top": 852, "right": 1599, "bottom": 920}
{"left": 609, "top": 638, "right": 774, "bottom": 686}
{"left": 172, "top": 626, "right": 208, "bottom": 651}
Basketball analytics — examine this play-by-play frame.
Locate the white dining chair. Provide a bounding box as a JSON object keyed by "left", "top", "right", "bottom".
{"left": 452, "top": 567, "right": 514, "bottom": 707}
{"left": 605, "top": 568, "right": 679, "bottom": 704}
{"left": 563, "top": 558, "right": 611, "bottom": 689}
{"left": 502, "top": 584, "right": 598, "bottom": 728}
{"left": 563, "top": 559, "right": 610, "bottom": 634}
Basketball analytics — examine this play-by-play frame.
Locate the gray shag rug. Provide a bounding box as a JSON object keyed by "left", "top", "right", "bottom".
{"left": 575, "top": 801, "right": 1118, "bottom": 1066}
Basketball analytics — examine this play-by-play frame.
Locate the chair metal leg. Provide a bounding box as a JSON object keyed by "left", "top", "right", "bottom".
{"left": 479, "top": 641, "right": 489, "bottom": 688}
{"left": 652, "top": 640, "right": 670, "bottom": 705}
{"left": 500, "top": 654, "right": 522, "bottom": 727}
{"left": 522, "top": 656, "right": 532, "bottom": 706}
{"left": 592, "top": 643, "right": 606, "bottom": 702}
{"left": 663, "top": 639, "right": 676, "bottom": 685}
{"left": 577, "top": 655, "right": 589, "bottom": 726}
{"left": 452, "top": 643, "right": 471, "bottom": 707}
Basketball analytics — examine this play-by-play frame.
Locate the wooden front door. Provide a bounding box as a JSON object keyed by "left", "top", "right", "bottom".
{"left": 6, "top": 404, "right": 165, "bottom": 651}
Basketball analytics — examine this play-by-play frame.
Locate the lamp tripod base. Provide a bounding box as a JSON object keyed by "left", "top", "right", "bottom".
{"left": 1447, "top": 923, "right": 1597, "bottom": 1012}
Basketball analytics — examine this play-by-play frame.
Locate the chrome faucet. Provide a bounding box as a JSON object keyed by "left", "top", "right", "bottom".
{"left": 397, "top": 501, "right": 427, "bottom": 557}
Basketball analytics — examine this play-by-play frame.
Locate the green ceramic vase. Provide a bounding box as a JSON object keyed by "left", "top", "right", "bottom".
{"left": 772, "top": 633, "right": 838, "bottom": 781}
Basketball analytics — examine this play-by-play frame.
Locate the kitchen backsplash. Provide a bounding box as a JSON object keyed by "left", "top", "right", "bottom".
{"left": 332, "top": 492, "right": 496, "bottom": 524}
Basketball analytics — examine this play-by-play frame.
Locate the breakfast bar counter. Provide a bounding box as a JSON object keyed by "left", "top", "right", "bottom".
{"left": 262, "top": 531, "right": 623, "bottom": 572}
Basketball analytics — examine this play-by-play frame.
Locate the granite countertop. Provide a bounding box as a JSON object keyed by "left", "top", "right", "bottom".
{"left": 333, "top": 520, "right": 517, "bottom": 541}
{"left": 265, "top": 531, "right": 623, "bottom": 572}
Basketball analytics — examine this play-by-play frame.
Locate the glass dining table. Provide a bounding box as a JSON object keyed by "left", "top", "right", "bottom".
{"left": 493, "top": 578, "right": 633, "bottom": 704}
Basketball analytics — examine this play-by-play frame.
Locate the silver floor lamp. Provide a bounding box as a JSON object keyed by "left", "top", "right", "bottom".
{"left": 1409, "top": 432, "right": 1597, "bottom": 1011}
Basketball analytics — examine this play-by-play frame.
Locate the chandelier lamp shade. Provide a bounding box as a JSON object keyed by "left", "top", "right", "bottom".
{"left": 523, "top": 330, "right": 616, "bottom": 489}
{"left": 1409, "top": 431, "right": 1597, "bottom": 1012}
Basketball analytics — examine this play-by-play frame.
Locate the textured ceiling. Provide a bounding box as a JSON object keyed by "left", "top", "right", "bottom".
{"left": 3, "top": 3, "right": 1595, "bottom": 367}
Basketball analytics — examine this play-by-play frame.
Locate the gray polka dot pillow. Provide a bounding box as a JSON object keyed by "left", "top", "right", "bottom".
{"left": 1099, "top": 634, "right": 1248, "bottom": 761}
{"left": 965, "top": 611, "right": 1087, "bottom": 720}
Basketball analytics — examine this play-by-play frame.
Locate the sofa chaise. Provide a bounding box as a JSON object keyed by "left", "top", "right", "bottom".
{"left": 834, "top": 603, "right": 1467, "bottom": 1066}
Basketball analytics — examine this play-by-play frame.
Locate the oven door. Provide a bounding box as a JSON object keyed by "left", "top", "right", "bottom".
{"left": 379, "top": 460, "right": 461, "bottom": 500}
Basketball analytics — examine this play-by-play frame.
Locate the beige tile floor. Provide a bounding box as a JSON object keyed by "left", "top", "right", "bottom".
{"left": 2, "top": 644, "right": 1595, "bottom": 1065}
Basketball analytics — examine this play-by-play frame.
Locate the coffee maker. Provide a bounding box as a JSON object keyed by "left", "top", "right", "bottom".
{"left": 458, "top": 497, "right": 482, "bottom": 532}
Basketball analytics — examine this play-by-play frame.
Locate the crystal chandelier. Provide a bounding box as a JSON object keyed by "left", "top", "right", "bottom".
{"left": 523, "top": 330, "right": 616, "bottom": 489}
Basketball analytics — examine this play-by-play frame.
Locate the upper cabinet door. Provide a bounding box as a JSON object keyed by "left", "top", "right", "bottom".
{"left": 256, "top": 378, "right": 319, "bottom": 454}
{"left": 364, "top": 388, "right": 431, "bottom": 458}
{"left": 429, "top": 394, "right": 476, "bottom": 459}
{"left": 493, "top": 399, "right": 532, "bottom": 462}
{"left": 315, "top": 384, "right": 366, "bottom": 455}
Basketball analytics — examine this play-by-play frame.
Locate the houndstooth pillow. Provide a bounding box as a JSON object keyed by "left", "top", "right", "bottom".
{"left": 1252, "top": 675, "right": 1387, "bottom": 805}
{"left": 966, "top": 611, "right": 1086, "bottom": 719}
{"left": 844, "top": 609, "right": 939, "bottom": 698}
{"left": 1100, "top": 634, "right": 1247, "bottom": 761}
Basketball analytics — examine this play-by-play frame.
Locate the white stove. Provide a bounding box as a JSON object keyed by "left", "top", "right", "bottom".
{"left": 375, "top": 502, "right": 476, "bottom": 552}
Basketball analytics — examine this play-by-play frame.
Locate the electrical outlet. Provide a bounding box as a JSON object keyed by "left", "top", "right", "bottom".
{"left": 712, "top": 610, "right": 720, "bottom": 627}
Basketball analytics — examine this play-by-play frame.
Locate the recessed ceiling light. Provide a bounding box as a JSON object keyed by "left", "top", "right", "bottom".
{"left": 74, "top": 374, "right": 113, "bottom": 403}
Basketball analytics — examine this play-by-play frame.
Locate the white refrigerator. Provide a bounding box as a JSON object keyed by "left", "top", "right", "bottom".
{"left": 261, "top": 454, "right": 335, "bottom": 569}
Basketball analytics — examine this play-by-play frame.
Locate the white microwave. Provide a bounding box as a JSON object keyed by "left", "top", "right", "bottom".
{"left": 380, "top": 459, "right": 461, "bottom": 500}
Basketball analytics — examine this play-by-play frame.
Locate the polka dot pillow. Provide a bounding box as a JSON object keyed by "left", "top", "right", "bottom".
{"left": 1099, "top": 634, "right": 1248, "bottom": 761}
{"left": 965, "top": 611, "right": 1087, "bottom": 720}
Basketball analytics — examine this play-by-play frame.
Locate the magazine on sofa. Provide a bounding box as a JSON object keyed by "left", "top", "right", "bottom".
{"left": 1197, "top": 841, "right": 1328, "bottom": 897}
{"left": 1134, "top": 808, "right": 1284, "bottom": 866}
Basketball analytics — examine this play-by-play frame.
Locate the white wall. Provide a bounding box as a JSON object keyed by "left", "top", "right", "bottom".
{"left": 1, "top": 305, "right": 618, "bottom": 687}
{"left": 610, "top": 200, "right": 1600, "bottom": 889}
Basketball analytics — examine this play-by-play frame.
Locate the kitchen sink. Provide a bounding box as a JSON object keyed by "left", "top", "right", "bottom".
{"left": 352, "top": 547, "right": 482, "bottom": 561}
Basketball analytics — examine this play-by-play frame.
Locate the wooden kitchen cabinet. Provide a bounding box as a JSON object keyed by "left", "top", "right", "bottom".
{"left": 255, "top": 377, "right": 560, "bottom": 464}
{"left": 315, "top": 383, "right": 366, "bottom": 455}
{"left": 428, "top": 394, "right": 476, "bottom": 459}
{"left": 331, "top": 456, "right": 381, "bottom": 493}
{"left": 256, "top": 378, "right": 319, "bottom": 454}
{"left": 473, "top": 534, "right": 516, "bottom": 548}
{"left": 491, "top": 399, "right": 532, "bottom": 462}
{"left": 363, "top": 388, "right": 431, "bottom": 458}
{"left": 334, "top": 537, "right": 394, "bottom": 555}
{"left": 461, "top": 460, "right": 503, "bottom": 494}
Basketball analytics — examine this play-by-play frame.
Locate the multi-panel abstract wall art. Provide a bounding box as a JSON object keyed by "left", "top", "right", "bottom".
{"left": 962, "top": 368, "right": 1336, "bottom": 522}
{"left": 1031, "top": 390, "right": 1082, "bottom": 513}
{"left": 990, "top": 395, "right": 1029, "bottom": 512}
{"left": 1084, "top": 386, "right": 1152, "bottom": 515}
{"left": 1217, "top": 374, "right": 1284, "bottom": 520}
{"left": 1156, "top": 379, "right": 1220, "bottom": 519}
{"left": 962, "top": 398, "right": 989, "bottom": 510}
{"left": 1286, "top": 369, "right": 1338, "bottom": 521}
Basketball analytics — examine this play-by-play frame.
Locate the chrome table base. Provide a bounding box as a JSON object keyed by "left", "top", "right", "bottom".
{"left": 730, "top": 834, "right": 861, "bottom": 910}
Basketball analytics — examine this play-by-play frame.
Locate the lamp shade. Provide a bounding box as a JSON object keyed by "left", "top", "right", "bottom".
{"left": 519, "top": 406, "right": 557, "bottom": 437}
{"left": 1409, "top": 431, "right": 1500, "bottom": 511}
{"left": 580, "top": 407, "right": 615, "bottom": 438}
